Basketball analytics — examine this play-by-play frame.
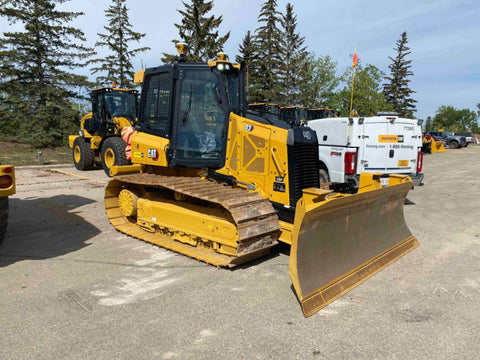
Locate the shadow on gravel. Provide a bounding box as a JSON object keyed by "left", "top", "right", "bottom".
{"left": 0, "top": 195, "right": 100, "bottom": 267}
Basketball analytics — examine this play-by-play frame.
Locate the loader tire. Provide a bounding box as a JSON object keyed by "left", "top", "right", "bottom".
{"left": 73, "top": 137, "right": 95, "bottom": 171}
{"left": 0, "top": 197, "right": 8, "bottom": 244}
{"left": 101, "top": 136, "right": 130, "bottom": 177}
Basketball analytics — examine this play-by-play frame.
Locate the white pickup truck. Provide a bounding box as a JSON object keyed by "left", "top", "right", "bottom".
{"left": 308, "top": 114, "right": 424, "bottom": 190}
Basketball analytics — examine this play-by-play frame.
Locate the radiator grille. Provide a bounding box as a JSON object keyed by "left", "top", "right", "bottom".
{"left": 289, "top": 141, "right": 320, "bottom": 206}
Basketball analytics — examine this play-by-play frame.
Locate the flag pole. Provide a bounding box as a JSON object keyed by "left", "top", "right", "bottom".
{"left": 349, "top": 47, "right": 358, "bottom": 117}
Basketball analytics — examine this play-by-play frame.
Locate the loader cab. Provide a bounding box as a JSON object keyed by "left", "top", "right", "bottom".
{"left": 137, "top": 56, "right": 246, "bottom": 169}
{"left": 307, "top": 107, "right": 339, "bottom": 120}
{"left": 248, "top": 103, "right": 281, "bottom": 122}
{"left": 88, "top": 87, "right": 138, "bottom": 136}
{"left": 280, "top": 106, "right": 308, "bottom": 125}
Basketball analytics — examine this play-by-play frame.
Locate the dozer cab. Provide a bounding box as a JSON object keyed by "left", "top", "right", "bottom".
{"left": 69, "top": 87, "right": 138, "bottom": 175}
{"left": 0, "top": 164, "right": 15, "bottom": 243}
{"left": 104, "top": 44, "right": 419, "bottom": 317}
{"left": 280, "top": 105, "right": 308, "bottom": 125}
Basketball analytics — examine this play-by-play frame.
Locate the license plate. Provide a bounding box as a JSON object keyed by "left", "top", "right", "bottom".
{"left": 380, "top": 178, "right": 389, "bottom": 186}
{"left": 398, "top": 160, "right": 409, "bottom": 167}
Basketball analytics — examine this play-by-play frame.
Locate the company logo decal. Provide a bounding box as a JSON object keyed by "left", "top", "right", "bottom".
{"left": 378, "top": 135, "right": 404, "bottom": 143}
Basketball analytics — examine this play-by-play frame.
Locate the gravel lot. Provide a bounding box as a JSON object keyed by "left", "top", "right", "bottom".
{"left": 1, "top": 146, "right": 479, "bottom": 360}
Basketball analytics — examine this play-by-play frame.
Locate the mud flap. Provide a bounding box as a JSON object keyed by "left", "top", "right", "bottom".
{"left": 289, "top": 182, "right": 419, "bottom": 317}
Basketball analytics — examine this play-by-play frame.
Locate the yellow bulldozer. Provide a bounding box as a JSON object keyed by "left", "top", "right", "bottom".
{"left": 104, "top": 45, "right": 419, "bottom": 317}
{"left": 0, "top": 164, "right": 15, "bottom": 243}
{"left": 422, "top": 134, "right": 446, "bottom": 153}
{"left": 69, "top": 86, "right": 139, "bottom": 175}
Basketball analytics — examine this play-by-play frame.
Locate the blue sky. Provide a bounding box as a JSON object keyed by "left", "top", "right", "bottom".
{"left": 1, "top": 0, "right": 479, "bottom": 120}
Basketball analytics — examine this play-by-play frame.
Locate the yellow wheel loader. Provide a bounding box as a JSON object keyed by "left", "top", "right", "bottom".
{"left": 307, "top": 107, "right": 339, "bottom": 120}
{"left": 0, "top": 164, "right": 15, "bottom": 243}
{"left": 105, "top": 45, "right": 419, "bottom": 317}
{"left": 69, "top": 87, "right": 138, "bottom": 176}
{"left": 248, "top": 103, "right": 280, "bottom": 122}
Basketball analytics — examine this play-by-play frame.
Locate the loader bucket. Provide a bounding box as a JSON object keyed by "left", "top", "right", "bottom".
{"left": 289, "top": 181, "right": 419, "bottom": 317}
{"left": 431, "top": 140, "right": 446, "bottom": 153}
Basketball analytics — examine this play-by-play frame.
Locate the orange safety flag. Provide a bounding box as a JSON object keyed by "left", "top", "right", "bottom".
{"left": 352, "top": 51, "right": 358, "bottom": 68}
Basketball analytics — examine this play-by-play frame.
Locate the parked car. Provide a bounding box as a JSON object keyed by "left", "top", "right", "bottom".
{"left": 427, "top": 131, "right": 466, "bottom": 149}
{"left": 454, "top": 132, "right": 475, "bottom": 146}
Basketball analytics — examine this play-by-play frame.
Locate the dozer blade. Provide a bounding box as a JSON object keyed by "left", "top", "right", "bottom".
{"left": 431, "top": 140, "right": 446, "bottom": 153}
{"left": 289, "top": 181, "right": 419, "bottom": 317}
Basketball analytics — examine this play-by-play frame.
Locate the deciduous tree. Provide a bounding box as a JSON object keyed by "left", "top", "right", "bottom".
{"left": 333, "top": 62, "right": 392, "bottom": 117}
{"left": 297, "top": 54, "right": 339, "bottom": 109}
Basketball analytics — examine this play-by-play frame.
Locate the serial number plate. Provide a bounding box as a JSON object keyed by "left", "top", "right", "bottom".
{"left": 398, "top": 160, "right": 409, "bottom": 167}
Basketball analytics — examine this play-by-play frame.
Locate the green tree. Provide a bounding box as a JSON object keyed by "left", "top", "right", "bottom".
{"left": 424, "top": 116, "right": 434, "bottom": 132}
{"left": 250, "top": 0, "right": 284, "bottom": 103}
{"left": 433, "top": 106, "right": 478, "bottom": 132}
{"left": 278, "top": 3, "right": 308, "bottom": 105}
{"left": 162, "top": 0, "right": 230, "bottom": 63}
{"left": 88, "top": 0, "right": 150, "bottom": 88}
{"left": 333, "top": 62, "right": 392, "bottom": 117}
{"left": 297, "top": 54, "right": 339, "bottom": 108}
{"left": 0, "top": 0, "right": 93, "bottom": 146}
{"left": 235, "top": 30, "right": 259, "bottom": 103}
{"left": 383, "top": 31, "right": 417, "bottom": 117}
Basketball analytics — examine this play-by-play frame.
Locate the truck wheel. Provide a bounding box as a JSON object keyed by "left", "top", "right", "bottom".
{"left": 101, "top": 137, "right": 130, "bottom": 177}
{"left": 73, "top": 137, "right": 95, "bottom": 170}
{"left": 319, "top": 169, "right": 330, "bottom": 184}
{"left": 0, "top": 197, "right": 8, "bottom": 244}
{"left": 449, "top": 141, "right": 458, "bottom": 149}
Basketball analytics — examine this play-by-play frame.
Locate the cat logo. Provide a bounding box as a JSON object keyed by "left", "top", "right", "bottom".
{"left": 147, "top": 148, "right": 159, "bottom": 160}
{"left": 303, "top": 131, "right": 312, "bottom": 140}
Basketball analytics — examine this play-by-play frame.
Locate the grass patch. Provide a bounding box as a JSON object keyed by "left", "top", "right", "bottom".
{"left": 0, "top": 140, "right": 72, "bottom": 166}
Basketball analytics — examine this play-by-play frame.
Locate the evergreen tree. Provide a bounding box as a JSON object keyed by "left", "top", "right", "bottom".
{"left": 383, "top": 31, "right": 417, "bottom": 117}
{"left": 278, "top": 3, "right": 308, "bottom": 105}
{"left": 0, "top": 0, "right": 93, "bottom": 146}
{"left": 162, "top": 0, "right": 230, "bottom": 63}
{"left": 235, "top": 31, "right": 259, "bottom": 103}
{"left": 235, "top": 31, "right": 256, "bottom": 65}
{"left": 89, "top": 0, "right": 150, "bottom": 88}
{"left": 250, "top": 0, "right": 284, "bottom": 103}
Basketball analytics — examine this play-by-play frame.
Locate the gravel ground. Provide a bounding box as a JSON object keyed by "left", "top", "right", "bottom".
{"left": 1, "top": 145, "right": 479, "bottom": 360}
